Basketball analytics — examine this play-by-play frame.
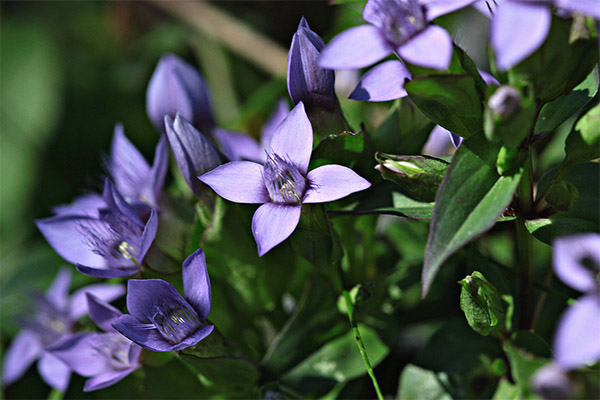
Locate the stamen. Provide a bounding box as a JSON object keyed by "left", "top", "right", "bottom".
{"left": 151, "top": 303, "right": 202, "bottom": 344}
{"left": 263, "top": 153, "right": 307, "bottom": 204}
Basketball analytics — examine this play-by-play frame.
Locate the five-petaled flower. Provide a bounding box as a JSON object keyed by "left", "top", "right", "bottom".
{"left": 112, "top": 248, "right": 214, "bottom": 352}
{"left": 199, "top": 102, "right": 371, "bottom": 256}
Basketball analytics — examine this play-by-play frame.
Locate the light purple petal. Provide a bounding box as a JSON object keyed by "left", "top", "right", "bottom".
{"left": 76, "top": 265, "right": 139, "bottom": 279}
{"left": 102, "top": 179, "right": 144, "bottom": 228}
{"left": 214, "top": 128, "right": 262, "bottom": 162}
{"left": 199, "top": 161, "right": 269, "bottom": 204}
{"left": 420, "top": 0, "right": 479, "bottom": 20}
{"left": 126, "top": 279, "right": 188, "bottom": 322}
{"left": 36, "top": 215, "right": 109, "bottom": 268}
{"left": 139, "top": 209, "right": 158, "bottom": 263}
{"left": 182, "top": 248, "right": 212, "bottom": 322}
{"left": 303, "top": 165, "right": 371, "bottom": 203}
{"left": 111, "top": 314, "right": 172, "bottom": 352}
{"left": 349, "top": 60, "right": 410, "bottom": 101}
{"left": 554, "top": 234, "right": 600, "bottom": 293}
{"left": 52, "top": 194, "right": 105, "bottom": 217}
{"left": 261, "top": 99, "right": 290, "bottom": 153}
{"left": 251, "top": 203, "right": 301, "bottom": 256}
{"left": 319, "top": 25, "right": 393, "bottom": 70}
{"left": 491, "top": 0, "right": 551, "bottom": 71}
{"left": 38, "top": 352, "right": 71, "bottom": 391}
{"left": 48, "top": 333, "right": 109, "bottom": 377}
{"left": 83, "top": 368, "right": 137, "bottom": 392}
{"left": 128, "top": 343, "right": 142, "bottom": 366}
{"left": 109, "top": 124, "right": 151, "bottom": 203}
{"left": 46, "top": 268, "right": 72, "bottom": 311}
{"left": 148, "top": 134, "right": 169, "bottom": 207}
{"left": 423, "top": 125, "right": 453, "bottom": 156}
{"left": 555, "top": 0, "right": 600, "bottom": 20}
{"left": 531, "top": 363, "right": 572, "bottom": 400}
{"left": 554, "top": 295, "right": 600, "bottom": 370}
{"left": 268, "top": 102, "right": 313, "bottom": 173}
{"left": 2, "top": 329, "right": 42, "bottom": 386}
{"left": 86, "top": 293, "right": 122, "bottom": 332}
{"left": 397, "top": 25, "right": 453, "bottom": 70}
{"left": 478, "top": 69, "right": 499, "bottom": 86}
{"left": 69, "top": 284, "right": 125, "bottom": 321}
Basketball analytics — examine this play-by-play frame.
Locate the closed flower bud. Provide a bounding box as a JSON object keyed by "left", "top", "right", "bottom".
{"left": 146, "top": 54, "right": 215, "bottom": 135}
{"left": 488, "top": 86, "right": 522, "bottom": 119}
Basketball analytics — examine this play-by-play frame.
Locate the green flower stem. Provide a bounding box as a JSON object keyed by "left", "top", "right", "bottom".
{"left": 516, "top": 152, "right": 534, "bottom": 329}
{"left": 47, "top": 389, "right": 64, "bottom": 400}
{"left": 342, "top": 290, "right": 384, "bottom": 400}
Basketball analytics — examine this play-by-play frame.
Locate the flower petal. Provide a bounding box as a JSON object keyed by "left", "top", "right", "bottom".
{"left": 86, "top": 293, "right": 122, "bottom": 332}
{"left": 167, "top": 325, "right": 214, "bottom": 352}
{"left": 349, "top": 60, "right": 410, "bottom": 101}
{"left": 199, "top": 161, "right": 269, "bottom": 204}
{"left": 319, "top": 25, "right": 393, "bottom": 70}
{"left": 48, "top": 333, "right": 109, "bottom": 377}
{"left": 84, "top": 368, "right": 137, "bottom": 392}
{"left": 125, "top": 279, "right": 188, "bottom": 322}
{"left": 423, "top": 125, "right": 453, "bottom": 156}
{"left": 36, "top": 215, "right": 109, "bottom": 268}
{"left": 553, "top": 234, "right": 600, "bottom": 293}
{"left": 491, "top": 1, "right": 551, "bottom": 71}
{"left": 555, "top": 0, "right": 600, "bottom": 19}
{"left": 69, "top": 284, "right": 125, "bottom": 321}
{"left": 46, "top": 268, "right": 72, "bottom": 311}
{"left": 261, "top": 99, "right": 289, "bottom": 152}
{"left": 252, "top": 203, "right": 301, "bottom": 256}
{"left": 2, "top": 329, "right": 42, "bottom": 386}
{"left": 397, "top": 25, "right": 453, "bottom": 70}
{"left": 214, "top": 128, "right": 262, "bottom": 162}
{"left": 148, "top": 134, "right": 169, "bottom": 207}
{"left": 111, "top": 314, "right": 175, "bottom": 352}
{"left": 554, "top": 295, "right": 600, "bottom": 370}
{"left": 303, "top": 165, "right": 371, "bottom": 203}
{"left": 37, "top": 352, "right": 71, "bottom": 391}
{"left": 420, "top": 0, "right": 478, "bottom": 21}
{"left": 139, "top": 209, "right": 159, "bottom": 262}
{"left": 478, "top": 69, "right": 499, "bottom": 86}
{"left": 76, "top": 265, "right": 139, "bottom": 279}
{"left": 102, "top": 179, "right": 144, "bottom": 228}
{"left": 182, "top": 248, "right": 212, "bottom": 321}
{"left": 52, "top": 194, "right": 105, "bottom": 217}
{"left": 268, "top": 102, "right": 313, "bottom": 173}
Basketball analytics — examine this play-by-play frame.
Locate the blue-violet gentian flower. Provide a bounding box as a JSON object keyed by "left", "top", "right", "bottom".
{"left": 112, "top": 248, "right": 214, "bottom": 352}
{"left": 199, "top": 102, "right": 371, "bottom": 256}
{"left": 37, "top": 179, "right": 158, "bottom": 278}
{"left": 48, "top": 294, "right": 142, "bottom": 392}
{"left": 2, "top": 268, "right": 124, "bottom": 391}
{"left": 320, "top": 0, "right": 454, "bottom": 102}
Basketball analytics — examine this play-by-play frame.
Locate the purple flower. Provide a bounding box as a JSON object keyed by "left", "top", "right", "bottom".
{"left": 199, "top": 102, "right": 371, "bottom": 256}
{"left": 531, "top": 363, "right": 573, "bottom": 400}
{"left": 112, "top": 248, "right": 214, "bottom": 352}
{"left": 552, "top": 234, "right": 600, "bottom": 370}
{"left": 288, "top": 17, "right": 337, "bottom": 111}
{"left": 108, "top": 124, "right": 168, "bottom": 210}
{"left": 36, "top": 180, "right": 158, "bottom": 278}
{"left": 423, "top": 125, "right": 462, "bottom": 156}
{"left": 164, "top": 114, "right": 221, "bottom": 197}
{"left": 2, "top": 268, "right": 124, "bottom": 391}
{"left": 214, "top": 99, "right": 289, "bottom": 163}
{"left": 48, "top": 294, "right": 141, "bottom": 392}
{"left": 146, "top": 53, "right": 215, "bottom": 135}
{"left": 320, "top": 0, "right": 453, "bottom": 101}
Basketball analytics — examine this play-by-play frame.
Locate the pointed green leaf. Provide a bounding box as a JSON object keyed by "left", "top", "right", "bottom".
{"left": 396, "top": 364, "right": 452, "bottom": 400}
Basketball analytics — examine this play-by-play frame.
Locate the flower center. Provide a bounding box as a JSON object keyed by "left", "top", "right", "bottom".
{"left": 369, "top": 0, "right": 427, "bottom": 47}
{"left": 151, "top": 304, "right": 201, "bottom": 344}
{"left": 263, "top": 153, "right": 307, "bottom": 204}
{"left": 93, "top": 333, "right": 134, "bottom": 369}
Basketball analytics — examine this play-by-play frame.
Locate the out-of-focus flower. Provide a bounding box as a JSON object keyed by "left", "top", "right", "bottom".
{"left": 552, "top": 234, "right": 600, "bottom": 370}
{"left": 164, "top": 114, "right": 221, "bottom": 197}
{"left": 49, "top": 294, "right": 141, "bottom": 392}
{"left": 214, "top": 99, "right": 289, "bottom": 163}
{"left": 37, "top": 180, "right": 158, "bottom": 278}
{"left": 2, "top": 269, "right": 124, "bottom": 391}
{"left": 488, "top": 86, "right": 522, "bottom": 118}
{"left": 531, "top": 363, "right": 573, "bottom": 400}
{"left": 146, "top": 54, "right": 215, "bottom": 135}
{"left": 320, "top": 0, "right": 454, "bottom": 101}
{"left": 108, "top": 124, "right": 168, "bottom": 210}
{"left": 112, "top": 249, "right": 214, "bottom": 352}
{"left": 423, "top": 125, "right": 462, "bottom": 156}
{"left": 199, "top": 102, "right": 371, "bottom": 256}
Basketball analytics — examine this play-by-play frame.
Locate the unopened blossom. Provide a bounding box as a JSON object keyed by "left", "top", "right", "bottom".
{"left": 146, "top": 54, "right": 215, "bottom": 135}
{"left": 320, "top": 0, "right": 454, "bottom": 101}
{"left": 199, "top": 102, "right": 371, "bottom": 256}
{"left": 108, "top": 124, "right": 168, "bottom": 210}
{"left": 49, "top": 294, "right": 141, "bottom": 392}
{"left": 2, "top": 269, "right": 124, "bottom": 391}
{"left": 164, "top": 114, "right": 221, "bottom": 196}
{"left": 36, "top": 179, "right": 158, "bottom": 278}
{"left": 552, "top": 233, "right": 600, "bottom": 370}
{"left": 112, "top": 248, "right": 214, "bottom": 352}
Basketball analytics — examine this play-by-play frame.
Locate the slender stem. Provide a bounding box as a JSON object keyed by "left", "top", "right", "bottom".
{"left": 342, "top": 290, "right": 384, "bottom": 400}
{"left": 531, "top": 265, "right": 554, "bottom": 330}
{"left": 47, "top": 389, "right": 64, "bottom": 400}
{"left": 516, "top": 151, "right": 534, "bottom": 330}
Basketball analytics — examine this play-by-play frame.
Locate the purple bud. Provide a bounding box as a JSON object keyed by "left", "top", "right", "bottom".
{"left": 146, "top": 54, "right": 215, "bottom": 135}
{"left": 488, "top": 86, "right": 522, "bottom": 118}
{"left": 287, "top": 17, "right": 336, "bottom": 111}
{"left": 164, "top": 114, "right": 221, "bottom": 196}
{"left": 531, "top": 363, "right": 573, "bottom": 400}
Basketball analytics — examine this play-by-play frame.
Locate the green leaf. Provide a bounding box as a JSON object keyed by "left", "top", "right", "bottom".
{"left": 281, "top": 325, "right": 388, "bottom": 384}
{"left": 565, "top": 103, "right": 600, "bottom": 163}
{"left": 392, "top": 192, "right": 435, "bottom": 219}
{"left": 503, "top": 341, "right": 549, "bottom": 397}
{"left": 459, "top": 271, "right": 508, "bottom": 337}
{"left": 396, "top": 364, "right": 452, "bottom": 400}
{"left": 527, "top": 163, "right": 599, "bottom": 245}
{"left": 534, "top": 70, "right": 599, "bottom": 134}
{"left": 405, "top": 74, "right": 484, "bottom": 137}
{"left": 492, "top": 379, "right": 522, "bottom": 400}
{"left": 422, "top": 134, "right": 523, "bottom": 296}
{"left": 178, "top": 353, "right": 259, "bottom": 393}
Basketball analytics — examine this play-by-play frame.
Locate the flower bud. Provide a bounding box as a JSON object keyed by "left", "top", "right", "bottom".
{"left": 146, "top": 54, "right": 215, "bottom": 135}
{"left": 488, "top": 86, "right": 522, "bottom": 119}
{"left": 459, "top": 271, "right": 509, "bottom": 337}
{"left": 531, "top": 364, "right": 572, "bottom": 400}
